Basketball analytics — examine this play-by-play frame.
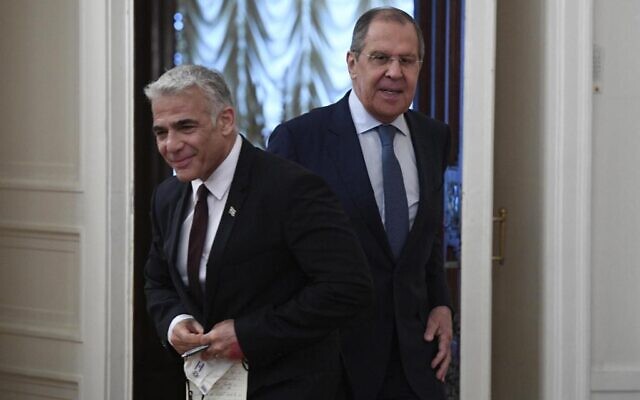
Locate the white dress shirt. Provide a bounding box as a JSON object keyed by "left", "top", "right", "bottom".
{"left": 348, "top": 91, "right": 420, "bottom": 229}
{"left": 168, "top": 134, "right": 242, "bottom": 341}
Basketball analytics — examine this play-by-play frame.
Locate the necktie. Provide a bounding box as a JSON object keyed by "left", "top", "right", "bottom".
{"left": 187, "top": 184, "right": 208, "bottom": 303}
{"left": 377, "top": 124, "right": 409, "bottom": 258}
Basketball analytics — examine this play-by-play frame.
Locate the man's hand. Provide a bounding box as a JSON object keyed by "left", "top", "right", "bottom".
{"left": 170, "top": 318, "right": 204, "bottom": 355}
{"left": 423, "top": 305, "right": 453, "bottom": 382}
{"left": 200, "top": 319, "right": 245, "bottom": 361}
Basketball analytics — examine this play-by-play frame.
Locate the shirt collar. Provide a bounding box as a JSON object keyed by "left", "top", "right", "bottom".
{"left": 191, "top": 133, "right": 242, "bottom": 202}
{"left": 348, "top": 90, "right": 410, "bottom": 136}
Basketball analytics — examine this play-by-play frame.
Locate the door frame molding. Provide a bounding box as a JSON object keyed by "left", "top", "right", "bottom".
{"left": 460, "top": 0, "right": 497, "bottom": 399}
{"left": 105, "top": 0, "right": 134, "bottom": 398}
{"left": 541, "top": 1, "right": 592, "bottom": 399}
{"left": 460, "top": 0, "right": 592, "bottom": 399}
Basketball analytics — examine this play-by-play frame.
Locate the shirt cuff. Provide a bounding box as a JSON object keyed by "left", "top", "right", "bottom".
{"left": 168, "top": 314, "right": 194, "bottom": 345}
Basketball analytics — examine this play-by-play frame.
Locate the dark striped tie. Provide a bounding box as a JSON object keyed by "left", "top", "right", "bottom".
{"left": 187, "top": 184, "right": 208, "bottom": 303}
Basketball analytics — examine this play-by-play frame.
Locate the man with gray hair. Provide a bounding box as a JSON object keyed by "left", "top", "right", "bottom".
{"left": 144, "top": 64, "right": 372, "bottom": 399}
{"left": 269, "top": 7, "right": 453, "bottom": 399}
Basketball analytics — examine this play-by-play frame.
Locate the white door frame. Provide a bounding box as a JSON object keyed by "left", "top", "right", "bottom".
{"left": 459, "top": 0, "right": 592, "bottom": 399}
{"left": 540, "top": 1, "right": 592, "bottom": 399}
{"left": 104, "top": 0, "right": 134, "bottom": 398}
{"left": 101, "top": 0, "right": 593, "bottom": 398}
{"left": 459, "top": 0, "right": 496, "bottom": 398}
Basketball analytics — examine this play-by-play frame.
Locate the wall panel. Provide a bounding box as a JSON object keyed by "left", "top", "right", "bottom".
{"left": 0, "top": 0, "right": 79, "bottom": 188}
{"left": 0, "top": 368, "right": 78, "bottom": 400}
{"left": 0, "top": 226, "right": 80, "bottom": 341}
{"left": 0, "top": 0, "right": 89, "bottom": 397}
{"left": 591, "top": 0, "right": 640, "bottom": 398}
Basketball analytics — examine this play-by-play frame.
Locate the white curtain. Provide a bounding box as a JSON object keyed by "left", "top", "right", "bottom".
{"left": 175, "top": 0, "right": 414, "bottom": 145}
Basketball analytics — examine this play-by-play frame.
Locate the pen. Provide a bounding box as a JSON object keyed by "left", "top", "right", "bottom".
{"left": 181, "top": 344, "right": 210, "bottom": 358}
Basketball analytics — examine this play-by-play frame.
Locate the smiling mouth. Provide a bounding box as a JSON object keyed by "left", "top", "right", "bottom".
{"left": 171, "top": 156, "right": 193, "bottom": 169}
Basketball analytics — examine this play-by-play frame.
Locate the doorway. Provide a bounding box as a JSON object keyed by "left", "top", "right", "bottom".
{"left": 132, "top": 1, "right": 465, "bottom": 398}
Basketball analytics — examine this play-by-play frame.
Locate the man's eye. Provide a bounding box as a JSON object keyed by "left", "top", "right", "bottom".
{"left": 372, "top": 54, "right": 389, "bottom": 62}
{"left": 400, "top": 57, "right": 416, "bottom": 65}
{"left": 178, "top": 124, "right": 197, "bottom": 132}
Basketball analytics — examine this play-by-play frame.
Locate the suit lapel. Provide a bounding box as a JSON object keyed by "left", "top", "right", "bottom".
{"left": 401, "top": 112, "right": 439, "bottom": 259}
{"left": 167, "top": 183, "right": 205, "bottom": 319}
{"left": 166, "top": 183, "right": 190, "bottom": 268}
{"left": 203, "top": 138, "right": 252, "bottom": 319}
{"left": 327, "top": 94, "right": 394, "bottom": 262}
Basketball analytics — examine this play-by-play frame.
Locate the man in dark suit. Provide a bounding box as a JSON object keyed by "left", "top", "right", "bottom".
{"left": 143, "top": 64, "right": 373, "bottom": 399}
{"left": 268, "top": 7, "right": 453, "bottom": 400}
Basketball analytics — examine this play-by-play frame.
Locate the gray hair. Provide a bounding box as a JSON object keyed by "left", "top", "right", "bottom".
{"left": 144, "top": 65, "right": 235, "bottom": 116}
{"left": 350, "top": 7, "right": 425, "bottom": 61}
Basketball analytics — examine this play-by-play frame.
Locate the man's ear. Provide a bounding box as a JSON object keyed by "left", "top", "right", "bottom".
{"left": 217, "top": 106, "right": 236, "bottom": 136}
{"left": 347, "top": 51, "right": 357, "bottom": 79}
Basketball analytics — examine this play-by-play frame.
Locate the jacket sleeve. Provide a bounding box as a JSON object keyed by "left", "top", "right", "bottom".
{"left": 234, "top": 171, "right": 373, "bottom": 367}
{"left": 144, "top": 187, "right": 188, "bottom": 349}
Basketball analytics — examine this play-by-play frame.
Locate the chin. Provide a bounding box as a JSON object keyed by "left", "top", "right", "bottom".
{"left": 376, "top": 112, "right": 403, "bottom": 123}
{"left": 174, "top": 171, "right": 195, "bottom": 182}
{"left": 374, "top": 105, "right": 408, "bottom": 120}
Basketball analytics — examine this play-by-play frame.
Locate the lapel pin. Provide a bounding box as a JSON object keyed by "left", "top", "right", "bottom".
{"left": 228, "top": 206, "right": 237, "bottom": 217}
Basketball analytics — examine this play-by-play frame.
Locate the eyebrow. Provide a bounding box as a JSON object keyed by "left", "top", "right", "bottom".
{"left": 152, "top": 118, "right": 199, "bottom": 133}
{"left": 370, "top": 50, "right": 418, "bottom": 57}
{"left": 172, "top": 118, "right": 199, "bottom": 128}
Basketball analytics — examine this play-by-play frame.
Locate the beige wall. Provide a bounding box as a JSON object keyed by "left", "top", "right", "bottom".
{"left": 0, "top": 1, "right": 82, "bottom": 397}
{"left": 0, "top": 0, "right": 132, "bottom": 399}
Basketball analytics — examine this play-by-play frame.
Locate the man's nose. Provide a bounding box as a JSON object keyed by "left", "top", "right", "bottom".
{"left": 165, "top": 131, "right": 182, "bottom": 152}
{"left": 385, "top": 59, "right": 404, "bottom": 78}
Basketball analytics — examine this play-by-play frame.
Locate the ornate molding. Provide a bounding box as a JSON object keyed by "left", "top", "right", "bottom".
{"left": 0, "top": 366, "right": 79, "bottom": 400}
{"left": 0, "top": 224, "right": 81, "bottom": 342}
{"left": 592, "top": 367, "right": 640, "bottom": 392}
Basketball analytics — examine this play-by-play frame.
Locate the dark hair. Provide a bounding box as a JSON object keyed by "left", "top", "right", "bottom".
{"left": 350, "top": 7, "right": 424, "bottom": 60}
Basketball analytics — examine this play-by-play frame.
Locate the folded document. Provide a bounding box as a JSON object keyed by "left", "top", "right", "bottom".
{"left": 184, "top": 355, "right": 248, "bottom": 399}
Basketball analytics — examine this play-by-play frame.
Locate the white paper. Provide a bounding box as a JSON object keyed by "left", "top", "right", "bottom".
{"left": 206, "top": 363, "right": 248, "bottom": 399}
{"left": 184, "top": 355, "right": 247, "bottom": 399}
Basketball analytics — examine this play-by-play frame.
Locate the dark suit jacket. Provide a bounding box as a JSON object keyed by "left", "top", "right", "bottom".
{"left": 268, "top": 92, "right": 451, "bottom": 400}
{"left": 145, "top": 137, "right": 373, "bottom": 399}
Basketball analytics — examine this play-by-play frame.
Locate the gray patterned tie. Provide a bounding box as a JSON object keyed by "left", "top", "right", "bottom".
{"left": 377, "top": 124, "right": 409, "bottom": 259}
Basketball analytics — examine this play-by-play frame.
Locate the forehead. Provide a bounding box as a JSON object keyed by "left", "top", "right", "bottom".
{"left": 151, "top": 88, "right": 210, "bottom": 120}
{"left": 363, "top": 18, "right": 419, "bottom": 55}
